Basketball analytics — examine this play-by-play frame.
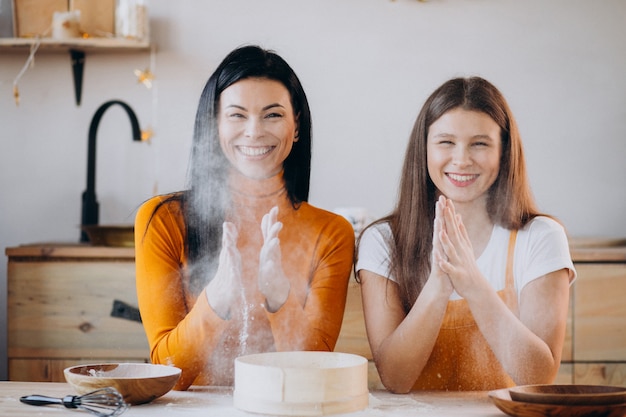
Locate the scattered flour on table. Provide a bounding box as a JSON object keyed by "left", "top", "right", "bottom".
{"left": 352, "top": 393, "right": 434, "bottom": 417}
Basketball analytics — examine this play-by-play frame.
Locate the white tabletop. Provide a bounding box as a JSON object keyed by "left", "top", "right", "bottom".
{"left": 1, "top": 381, "right": 504, "bottom": 417}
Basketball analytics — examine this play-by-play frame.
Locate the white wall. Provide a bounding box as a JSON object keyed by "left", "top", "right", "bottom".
{"left": 1, "top": 0, "right": 624, "bottom": 380}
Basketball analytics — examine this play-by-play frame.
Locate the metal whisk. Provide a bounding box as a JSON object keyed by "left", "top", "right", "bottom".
{"left": 20, "top": 387, "right": 129, "bottom": 417}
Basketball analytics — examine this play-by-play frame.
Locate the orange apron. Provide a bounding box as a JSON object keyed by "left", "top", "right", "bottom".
{"left": 412, "top": 230, "right": 518, "bottom": 391}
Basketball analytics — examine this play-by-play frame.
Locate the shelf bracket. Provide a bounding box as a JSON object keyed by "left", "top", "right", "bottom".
{"left": 70, "top": 49, "right": 85, "bottom": 106}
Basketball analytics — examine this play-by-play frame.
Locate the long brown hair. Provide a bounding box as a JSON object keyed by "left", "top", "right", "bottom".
{"left": 360, "top": 77, "right": 541, "bottom": 312}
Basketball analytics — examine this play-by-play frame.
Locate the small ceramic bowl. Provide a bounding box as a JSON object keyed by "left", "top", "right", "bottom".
{"left": 64, "top": 363, "right": 181, "bottom": 405}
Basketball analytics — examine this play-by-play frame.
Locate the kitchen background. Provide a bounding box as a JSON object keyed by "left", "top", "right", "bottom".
{"left": 0, "top": 0, "right": 624, "bottom": 380}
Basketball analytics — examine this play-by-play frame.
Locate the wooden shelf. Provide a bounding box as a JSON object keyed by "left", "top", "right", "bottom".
{"left": 0, "top": 37, "right": 150, "bottom": 53}
{"left": 1, "top": 37, "right": 151, "bottom": 105}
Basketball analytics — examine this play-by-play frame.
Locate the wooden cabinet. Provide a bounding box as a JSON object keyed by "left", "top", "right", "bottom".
{"left": 568, "top": 255, "right": 626, "bottom": 386}
{"left": 573, "top": 263, "right": 626, "bottom": 361}
{"left": 6, "top": 244, "right": 149, "bottom": 382}
{"left": 6, "top": 241, "right": 626, "bottom": 386}
{"left": 334, "top": 279, "right": 381, "bottom": 389}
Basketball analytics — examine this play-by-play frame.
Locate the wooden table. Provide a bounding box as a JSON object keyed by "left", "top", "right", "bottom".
{"left": 0, "top": 382, "right": 505, "bottom": 416}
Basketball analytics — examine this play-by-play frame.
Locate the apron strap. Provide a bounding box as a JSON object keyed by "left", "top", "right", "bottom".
{"left": 505, "top": 230, "right": 517, "bottom": 288}
{"left": 504, "top": 229, "right": 518, "bottom": 314}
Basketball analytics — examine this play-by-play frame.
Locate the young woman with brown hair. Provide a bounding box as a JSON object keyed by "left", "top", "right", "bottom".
{"left": 356, "top": 77, "right": 575, "bottom": 393}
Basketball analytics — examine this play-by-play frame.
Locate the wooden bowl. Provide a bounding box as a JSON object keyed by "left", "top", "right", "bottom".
{"left": 509, "top": 384, "right": 626, "bottom": 406}
{"left": 64, "top": 363, "right": 181, "bottom": 405}
{"left": 490, "top": 388, "right": 626, "bottom": 417}
{"left": 233, "top": 351, "right": 369, "bottom": 416}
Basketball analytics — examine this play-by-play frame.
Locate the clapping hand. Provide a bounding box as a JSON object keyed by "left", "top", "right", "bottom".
{"left": 205, "top": 222, "right": 243, "bottom": 319}
{"left": 258, "top": 206, "right": 290, "bottom": 312}
{"left": 431, "top": 196, "right": 455, "bottom": 296}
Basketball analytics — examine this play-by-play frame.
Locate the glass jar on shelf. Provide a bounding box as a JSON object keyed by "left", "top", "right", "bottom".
{"left": 116, "top": 0, "right": 148, "bottom": 41}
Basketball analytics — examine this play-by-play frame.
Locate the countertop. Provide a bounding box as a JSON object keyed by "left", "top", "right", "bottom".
{"left": 1, "top": 382, "right": 504, "bottom": 417}
{"left": 6, "top": 238, "right": 626, "bottom": 262}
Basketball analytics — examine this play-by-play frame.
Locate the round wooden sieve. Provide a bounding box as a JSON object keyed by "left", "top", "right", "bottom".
{"left": 233, "top": 351, "right": 369, "bottom": 416}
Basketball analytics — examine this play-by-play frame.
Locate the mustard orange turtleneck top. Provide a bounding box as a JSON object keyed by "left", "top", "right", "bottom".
{"left": 134, "top": 172, "right": 355, "bottom": 389}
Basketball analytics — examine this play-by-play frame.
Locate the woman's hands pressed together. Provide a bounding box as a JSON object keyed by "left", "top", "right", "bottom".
{"left": 430, "top": 197, "right": 455, "bottom": 297}
{"left": 433, "top": 196, "right": 488, "bottom": 300}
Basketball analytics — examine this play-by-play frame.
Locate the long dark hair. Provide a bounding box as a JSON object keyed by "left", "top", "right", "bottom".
{"left": 160, "top": 45, "right": 312, "bottom": 294}
{"left": 359, "top": 77, "right": 541, "bottom": 312}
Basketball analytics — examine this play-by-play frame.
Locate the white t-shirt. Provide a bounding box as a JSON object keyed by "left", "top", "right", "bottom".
{"left": 356, "top": 216, "right": 576, "bottom": 300}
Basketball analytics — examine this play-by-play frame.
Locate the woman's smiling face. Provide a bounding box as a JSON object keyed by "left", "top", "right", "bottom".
{"left": 426, "top": 108, "right": 502, "bottom": 206}
{"left": 218, "top": 77, "right": 298, "bottom": 179}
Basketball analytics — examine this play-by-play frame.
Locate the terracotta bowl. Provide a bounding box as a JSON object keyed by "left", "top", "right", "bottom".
{"left": 64, "top": 363, "right": 181, "bottom": 405}
{"left": 234, "top": 351, "right": 369, "bottom": 416}
{"left": 509, "top": 384, "right": 626, "bottom": 406}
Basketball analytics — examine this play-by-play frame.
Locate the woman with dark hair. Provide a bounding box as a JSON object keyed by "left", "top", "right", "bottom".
{"left": 135, "top": 45, "right": 354, "bottom": 389}
{"left": 356, "top": 77, "right": 575, "bottom": 393}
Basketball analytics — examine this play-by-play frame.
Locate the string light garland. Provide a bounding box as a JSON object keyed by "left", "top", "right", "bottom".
{"left": 133, "top": 67, "right": 155, "bottom": 88}
{"left": 12, "top": 37, "right": 42, "bottom": 106}
{"left": 134, "top": 44, "right": 157, "bottom": 142}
